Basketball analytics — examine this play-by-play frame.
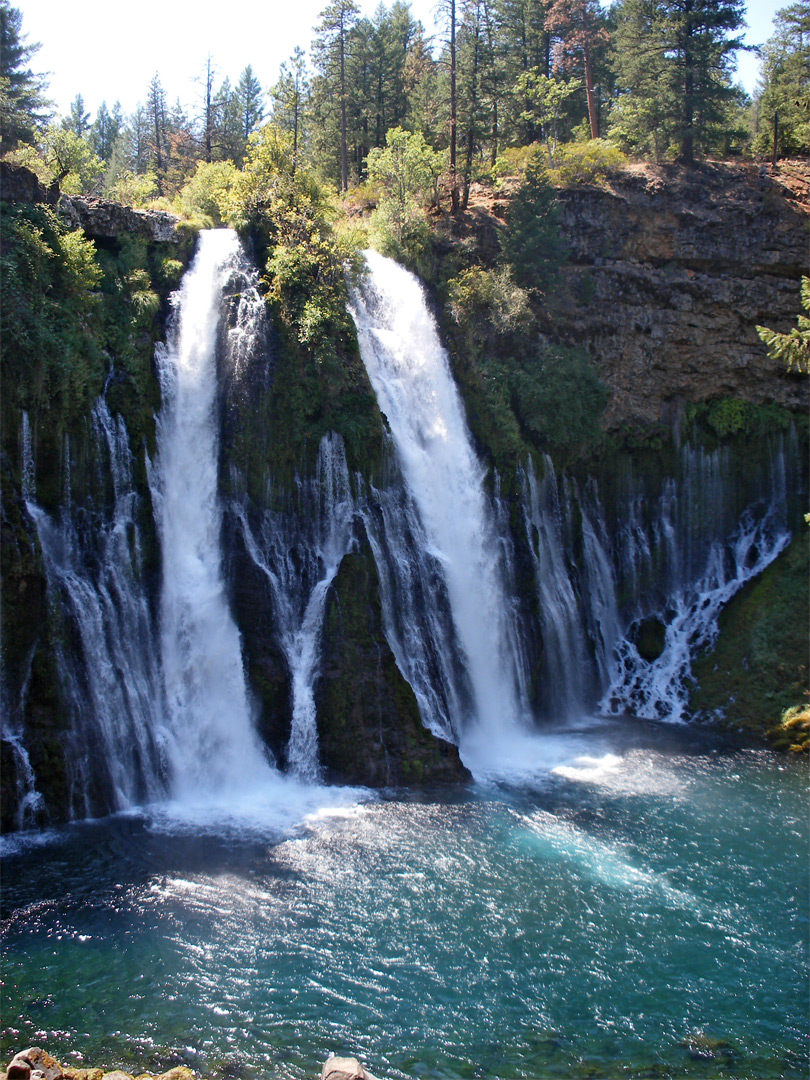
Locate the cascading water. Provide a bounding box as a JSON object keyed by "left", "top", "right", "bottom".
{"left": 150, "top": 229, "right": 278, "bottom": 800}
{"left": 232, "top": 431, "right": 358, "bottom": 782}
{"left": 17, "top": 401, "right": 166, "bottom": 816}
{"left": 348, "top": 251, "right": 530, "bottom": 760}
{"left": 520, "top": 437, "right": 798, "bottom": 725}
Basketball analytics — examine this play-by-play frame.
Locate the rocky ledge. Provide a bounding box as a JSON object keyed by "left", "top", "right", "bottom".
{"left": 57, "top": 194, "right": 180, "bottom": 244}
{"left": 1, "top": 1050, "right": 378, "bottom": 1080}
{"left": 0, "top": 162, "right": 181, "bottom": 244}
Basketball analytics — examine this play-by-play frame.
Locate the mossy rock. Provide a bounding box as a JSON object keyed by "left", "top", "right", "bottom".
{"left": 632, "top": 616, "right": 667, "bottom": 662}
{"left": 690, "top": 531, "right": 809, "bottom": 740}
{"left": 314, "top": 530, "right": 470, "bottom": 787}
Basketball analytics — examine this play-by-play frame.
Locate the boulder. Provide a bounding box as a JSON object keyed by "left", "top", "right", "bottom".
{"left": 321, "top": 1058, "right": 379, "bottom": 1080}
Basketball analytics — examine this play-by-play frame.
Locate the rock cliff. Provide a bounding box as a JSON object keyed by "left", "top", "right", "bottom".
{"left": 472, "top": 161, "right": 809, "bottom": 431}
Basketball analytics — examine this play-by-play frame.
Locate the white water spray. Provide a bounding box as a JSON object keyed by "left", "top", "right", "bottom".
{"left": 151, "top": 230, "right": 277, "bottom": 799}
{"left": 234, "top": 432, "right": 357, "bottom": 782}
{"left": 349, "top": 251, "right": 529, "bottom": 759}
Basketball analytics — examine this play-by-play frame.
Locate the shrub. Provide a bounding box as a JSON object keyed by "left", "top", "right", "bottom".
{"left": 552, "top": 139, "right": 628, "bottom": 185}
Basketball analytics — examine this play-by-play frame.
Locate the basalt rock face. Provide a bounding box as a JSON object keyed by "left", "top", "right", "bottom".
{"left": 58, "top": 195, "right": 180, "bottom": 245}
{"left": 314, "top": 533, "right": 471, "bottom": 787}
{"left": 544, "top": 162, "right": 809, "bottom": 430}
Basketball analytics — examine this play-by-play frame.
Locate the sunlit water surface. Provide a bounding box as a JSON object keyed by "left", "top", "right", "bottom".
{"left": 2, "top": 719, "right": 807, "bottom": 1080}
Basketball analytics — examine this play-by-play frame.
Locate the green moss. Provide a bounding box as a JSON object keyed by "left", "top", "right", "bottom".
{"left": 690, "top": 531, "right": 809, "bottom": 740}
{"left": 314, "top": 536, "right": 470, "bottom": 787}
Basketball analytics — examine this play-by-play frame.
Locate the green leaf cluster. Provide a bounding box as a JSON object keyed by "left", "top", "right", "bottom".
{"left": 756, "top": 276, "right": 810, "bottom": 375}
{"left": 1, "top": 202, "right": 103, "bottom": 427}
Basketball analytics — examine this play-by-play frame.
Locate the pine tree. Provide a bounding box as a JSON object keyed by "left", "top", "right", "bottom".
{"left": 90, "top": 100, "right": 124, "bottom": 162}
{"left": 270, "top": 48, "right": 309, "bottom": 174}
{"left": 610, "top": 0, "right": 746, "bottom": 163}
{"left": 0, "top": 0, "right": 51, "bottom": 152}
{"left": 62, "top": 93, "right": 90, "bottom": 137}
{"left": 236, "top": 65, "right": 265, "bottom": 144}
{"left": 546, "top": 0, "right": 609, "bottom": 138}
{"left": 753, "top": 1, "right": 810, "bottom": 159}
{"left": 146, "top": 73, "right": 169, "bottom": 191}
{"left": 312, "top": 0, "right": 360, "bottom": 190}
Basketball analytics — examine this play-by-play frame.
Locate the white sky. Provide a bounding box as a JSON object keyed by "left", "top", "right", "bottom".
{"left": 19, "top": 0, "right": 781, "bottom": 123}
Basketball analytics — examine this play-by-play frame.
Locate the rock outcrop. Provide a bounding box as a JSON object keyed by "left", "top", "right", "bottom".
{"left": 57, "top": 195, "right": 180, "bottom": 244}
{"left": 546, "top": 161, "right": 809, "bottom": 429}
{"left": 314, "top": 534, "right": 471, "bottom": 786}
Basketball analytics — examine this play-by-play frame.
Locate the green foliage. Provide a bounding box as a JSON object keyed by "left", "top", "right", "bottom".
{"left": 174, "top": 159, "right": 239, "bottom": 226}
{"left": 756, "top": 277, "right": 810, "bottom": 375}
{"left": 509, "top": 345, "right": 608, "bottom": 450}
{"left": 445, "top": 262, "right": 606, "bottom": 464}
{"left": 104, "top": 169, "right": 159, "bottom": 207}
{"left": 608, "top": 0, "right": 747, "bottom": 164}
{"left": 366, "top": 126, "right": 444, "bottom": 268}
{"left": 0, "top": 202, "right": 103, "bottom": 426}
{"left": 688, "top": 397, "right": 796, "bottom": 441}
{"left": 753, "top": 2, "right": 810, "bottom": 159}
{"left": 501, "top": 150, "right": 567, "bottom": 292}
{"left": 0, "top": 0, "right": 51, "bottom": 153}
{"left": 514, "top": 70, "right": 582, "bottom": 166}
{"left": 447, "top": 266, "right": 532, "bottom": 334}
{"left": 42, "top": 125, "right": 105, "bottom": 194}
{"left": 551, "top": 139, "right": 628, "bottom": 185}
{"left": 691, "top": 532, "right": 809, "bottom": 738}
{"left": 491, "top": 143, "right": 541, "bottom": 180}
{"left": 367, "top": 126, "right": 444, "bottom": 216}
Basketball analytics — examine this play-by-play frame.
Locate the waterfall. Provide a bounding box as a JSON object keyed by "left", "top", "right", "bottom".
{"left": 20, "top": 399, "right": 166, "bottom": 815}
{"left": 233, "top": 432, "right": 357, "bottom": 782}
{"left": 520, "top": 437, "right": 797, "bottom": 725}
{"left": 150, "top": 229, "right": 277, "bottom": 799}
{"left": 349, "top": 251, "right": 530, "bottom": 755}
{"left": 521, "top": 458, "right": 592, "bottom": 717}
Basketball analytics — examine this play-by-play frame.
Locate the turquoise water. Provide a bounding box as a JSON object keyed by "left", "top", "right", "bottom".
{"left": 1, "top": 719, "right": 807, "bottom": 1080}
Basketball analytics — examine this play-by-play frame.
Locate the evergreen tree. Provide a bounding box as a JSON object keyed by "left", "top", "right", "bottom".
{"left": 0, "top": 0, "right": 51, "bottom": 152}
{"left": 90, "top": 100, "right": 124, "bottom": 162}
{"left": 501, "top": 149, "right": 566, "bottom": 289}
{"left": 753, "top": 1, "right": 810, "bottom": 159}
{"left": 145, "top": 73, "right": 169, "bottom": 191}
{"left": 62, "top": 93, "right": 90, "bottom": 137}
{"left": 610, "top": 0, "right": 746, "bottom": 163}
{"left": 270, "top": 48, "right": 310, "bottom": 174}
{"left": 236, "top": 65, "right": 265, "bottom": 144}
{"left": 213, "top": 77, "right": 244, "bottom": 162}
{"left": 546, "top": 0, "right": 609, "bottom": 138}
{"left": 312, "top": 0, "right": 360, "bottom": 190}
{"left": 494, "top": 0, "right": 550, "bottom": 144}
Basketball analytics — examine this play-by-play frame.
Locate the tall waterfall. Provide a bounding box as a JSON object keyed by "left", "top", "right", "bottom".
{"left": 349, "top": 251, "right": 530, "bottom": 756}
{"left": 150, "top": 229, "right": 277, "bottom": 799}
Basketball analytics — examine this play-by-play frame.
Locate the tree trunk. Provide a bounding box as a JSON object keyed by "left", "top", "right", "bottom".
{"left": 450, "top": 0, "right": 459, "bottom": 214}
{"left": 340, "top": 17, "right": 349, "bottom": 192}
{"left": 581, "top": 0, "right": 599, "bottom": 139}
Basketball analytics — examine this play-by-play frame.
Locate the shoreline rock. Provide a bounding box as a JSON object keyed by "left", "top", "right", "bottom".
{"left": 1, "top": 1050, "right": 381, "bottom": 1080}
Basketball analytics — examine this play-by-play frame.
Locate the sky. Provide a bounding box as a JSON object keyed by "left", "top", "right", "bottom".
{"left": 19, "top": 0, "right": 782, "bottom": 124}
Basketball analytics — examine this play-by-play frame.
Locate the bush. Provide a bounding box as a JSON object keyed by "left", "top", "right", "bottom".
{"left": 175, "top": 160, "right": 239, "bottom": 226}
{"left": 552, "top": 139, "right": 628, "bottom": 185}
{"left": 510, "top": 344, "right": 608, "bottom": 451}
{"left": 447, "top": 267, "right": 532, "bottom": 336}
